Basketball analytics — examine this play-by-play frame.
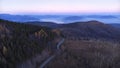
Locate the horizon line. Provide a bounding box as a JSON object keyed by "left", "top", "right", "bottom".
{"left": 0, "top": 12, "right": 120, "bottom": 15}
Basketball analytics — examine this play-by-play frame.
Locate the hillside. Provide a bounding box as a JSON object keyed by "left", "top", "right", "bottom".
{"left": 47, "top": 40, "right": 120, "bottom": 68}
{"left": 1, "top": 19, "right": 120, "bottom": 68}
{"left": 45, "top": 20, "right": 120, "bottom": 68}
{"left": 26, "top": 20, "right": 120, "bottom": 68}
{"left": 110, "top": 23, "right": 120, "bottom": 28}
{"left": 26, "top": 20, "right": 120, "bottom": 42}
{"left": 58, "top": 20, "right": 120, "bottom": 42}
{"left": 0, "top": 19, "right": 55, "bottom": 68}
{"left": 26, "top": 21, "right": 58, "bottom": 28}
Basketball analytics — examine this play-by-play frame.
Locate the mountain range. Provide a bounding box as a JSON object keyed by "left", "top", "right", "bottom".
{"left": 0, "top": 18, "right": 120, "bottom": 68}
{"left": 26, "top": 19, "right": 120, "bottom": 42}
{"left": 0, "top": 14, "right": 39, "bottom": 22}
{"left": 0, "top": 14, "right": 120, "bottom": 24}
{"left": 58, "top": 20, "right": 120, "bottom": 41}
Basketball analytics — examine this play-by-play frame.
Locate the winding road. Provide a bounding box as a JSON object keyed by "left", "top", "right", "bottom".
{"left": 39, "top": 38, "right": 65, "bottom": 68}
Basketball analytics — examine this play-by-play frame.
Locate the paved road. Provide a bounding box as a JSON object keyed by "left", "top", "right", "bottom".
{"left": 39, "top": 38, "right": 65, "bottom": 68}
{"left": 57, "top": 39, "right": 65, "bottom": 50}
{"left": 39, "top": 55, "right": 55, "bottom": 68}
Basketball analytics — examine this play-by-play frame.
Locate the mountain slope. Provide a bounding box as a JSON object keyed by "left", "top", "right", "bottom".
{"left": 26, "top": 21, "right": 58, "bottom": 28}
{"left": 109, "top": 23, "right": 120, "bottom": 28}
{"left": 58, "top": 20, "right": 120, "bottom": 41}
{"left": 0, "top": 19, "right": 55, "bottom": 68}
{"left": 47, "top": 40, "right": 120, "bottom": 68}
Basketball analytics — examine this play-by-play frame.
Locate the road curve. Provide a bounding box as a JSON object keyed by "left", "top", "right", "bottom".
{"left": 57, "top": 39, "right": 65, "bottom": 50}
{"left": 39, "top": 38, "right": 65, "bottom": 68}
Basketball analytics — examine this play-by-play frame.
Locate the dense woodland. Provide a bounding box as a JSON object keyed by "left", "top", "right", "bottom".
{"left": 0, "top": 19, "right": 55, "bottom": 68}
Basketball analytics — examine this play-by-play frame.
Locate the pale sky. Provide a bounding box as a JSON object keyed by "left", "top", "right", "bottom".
{"left": 0, "top": 0, "right": 120, "bottom": 14}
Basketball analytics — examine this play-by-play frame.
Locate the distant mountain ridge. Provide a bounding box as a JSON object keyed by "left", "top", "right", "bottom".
{"left": 0, "top": 14, "right": 39, "bottom": 22}
{"left": 0, "top": 14, "right": 119, "bottom": 24}
{"left": 86, "top": 15, "right": 118, "bottom": 19}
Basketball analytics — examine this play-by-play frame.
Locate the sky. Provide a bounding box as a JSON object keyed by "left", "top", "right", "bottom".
{"left": 0, "top": 0, "right": 120, "bottom": 14}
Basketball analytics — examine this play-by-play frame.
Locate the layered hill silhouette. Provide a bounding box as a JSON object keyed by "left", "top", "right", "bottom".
{"left": 27, "top": 20, "right": 120, "bottom": 42}
{"left": 1, "top": 14, "right": 119, "bottom": 24}
{"left": 0, "top": 14, "right": 39, "bottom": 22}
{"left": 57, "top": 20, "right": 120, "bottom": 41}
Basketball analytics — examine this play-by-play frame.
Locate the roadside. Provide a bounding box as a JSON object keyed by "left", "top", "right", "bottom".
{"left": 39, "top": 38, "right": 65, "bottom": 68}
